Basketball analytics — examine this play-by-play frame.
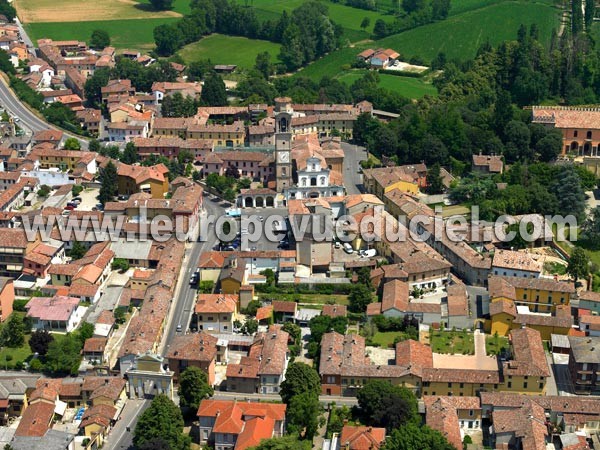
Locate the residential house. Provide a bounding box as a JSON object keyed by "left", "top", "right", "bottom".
{"left": 165, "top": 332, "right": 218, "bottom": 383}
{"left": 219, "top": 257, "right": 247, "bottom": 295}
{"left": 272, "top": 301, "right": 296, "bottom": 323}
{"left": 116, "top": 162, "right": 169, "bottom": 199}
{"left": 568, "top": 335, "right": 600, "bottom": 395}
{"left": 197, "top": 400, "right": 286, "bottom": 450}
{"left": 194, "top": 294, "right": 238, "bottom": 333}
{"left": 25, "top": 295, "right": 83, "bottom": 332}
{"left": 472, "top": 153, "right": 503, "bottom": 174}
{"left": 502, "top": 327, "right": 550, "bottom": 395}
{"left": 363, "top": 165, "right": 426, "bottom": 199}
{"left": 488, "top": 275, "right": 576, "bottom": 314}
{"left": 338, "top": 425, "right": 386, "bottom": 450}
{"left": 0, "top": 228, "right": 37, "bottom": 277}
{"left": 491, "top": 249, "right": 544, "bottom": 278}
{"left": 424, "top": 396, "right": 481, "bottom": 450}
{"left": 83, "top": 337, "right": 108, "bottom": 365}
{"left": 197, "top": 251, "right": 226, "bottom": 283}
{"left": 48, "top": 241, "right": 114, "bottom": 288}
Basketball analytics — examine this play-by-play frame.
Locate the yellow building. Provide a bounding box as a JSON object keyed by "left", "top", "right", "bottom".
{"left": 33, "top": 148, "right": 96, "bottom": 171}
{"left": 116, "top": 163, "right": 169, "bottom": 199}
{"left": 489, "top": 299, "right": 573, "bottom": 339}
{"left": 501, "top": 327, "right": 550, "bottom": 395}
{"left": 421, "top": 369, "right": 500, "bottom": 397}
{"left": 488, "top": 275, "right": 576, "bottom": 314}
{"left": 363, "top": 165, "right": 425, "bottom": 200}
{"left": 186, "top": 121, "right": 246, "bottom": 146}
{"left": 216, "top": 256, "right": 247, "bottom": 295}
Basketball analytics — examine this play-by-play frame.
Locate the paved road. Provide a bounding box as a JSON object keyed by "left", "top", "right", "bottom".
{"left": 341, "top": 142, "right": 367, "bottom": 195}
{"left": 0, "top": 75, "right": 88, "bottom": 148}
{"left": 106, "top": 194, "right": 224, "bottom": 450}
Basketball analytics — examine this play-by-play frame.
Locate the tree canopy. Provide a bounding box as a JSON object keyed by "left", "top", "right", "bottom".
{"left": 356, "top": 381, "right": 418, "bottom": 432}
{"left": 178, "top": 366, "right": 214, "bottom": 411}
{"left": 280, "top": 362, "right": 321, "bottom": 404}
{"left": 134, "top": 394, "right": 191, "bottom": 450}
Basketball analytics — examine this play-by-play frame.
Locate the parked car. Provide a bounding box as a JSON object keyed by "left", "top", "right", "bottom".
{"left": 64, "top": 205, "right": 75, "bottom": 211}
{"left": 334, "top": 241, "right": 341, "bottom": 249}
{"left": 343, "top": 243, "right": 354, "bottom": 254}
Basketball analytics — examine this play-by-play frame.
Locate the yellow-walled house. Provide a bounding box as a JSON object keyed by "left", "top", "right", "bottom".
{"left": 421, "top": 369, "right": 500, "bottom": 397}
{"left": 116, "top": 163, "right": 169, "bottom": 199}
{"left": 489, "top": 299, "right": 573, "bottom": 339}
{"left": 488, "top": 275, "right": 576, "bottom": 314}
{"left": 219, "top": 258, "right": 247, "bottom": 295}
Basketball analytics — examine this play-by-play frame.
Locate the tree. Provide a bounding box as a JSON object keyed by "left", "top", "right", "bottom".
{"left": 348, "top": 283, "right": 373, "bottom": 313}
{"left": 431, "top": 0, "right": 451, "bottom": 19}
{"left": 402, "top": 0, "right": 426, "bottom": 13}
{"left": 255, "top": 52, "right": 273, "bottom": 79}
{"left": 77, "top": 322, "right": 95, "bottom": 347}
{"left": 282, "top": 322, "right": 301, "bottom": 347}
{"left": 0, "top": 49, "right": 15, "bottom": 75}
{"left": 64, "top": 137, "right": 81, "bottom": 150}
{"left": 582, "top": 206, "right": 600, "bottom": 249}
{"left": 0, "top": 314, "right": 25, "bottom": 348}
{"left": 72, "top": 184, "right": 84, "bottom": 196}
{"left": 150, "top": 0, "right": 173, "bottom": 9}
{"left": 568, "top": 247, "right": 589, "bottom": 282}
{"left": 202, "top": 71, "right": 227, "bottom": 106}
{"left": 242, "top": 319, "right": 258, "bottom": 335}
{"left": 249, "top": 435, "right": 311, "bottom": 450}
{"left": 280, "top": 362, "right": 321, "bottom": 404}
{"left": 111, "top": 258, "right": 130, "bottom": 272}
{"left": 29, "top": 330, "right": 54, "bottom": 356}
{"left": 154, "top": 23, "right": 182, "bottom": 56}
{"left": 360, "top": 17, "right": 370, "bottom": 30}
{"left": 383, "top": 423, "right": 455, "bottom": 450}
{"left": 69, "top": 241, "right": 87, "bottom": 260}
{"left": 356, "top": 381, "right": 418, "bottom": 431}
{"left": 84, "top": 68, "right": 111, "bottom": 107}
{"left": 45, "top": 333, "right": 82, "bottom": 375}
{"left": 90, "top": 29, "right": 110, "bottom": 49}
{"left": 134, "top": 394, "right": 190, "bottom": 450}
{"left": 425, "top": 163, "right": 444, "bottom": 194}
{"left": 552, "top": 166, "right": 586, "bottom": 222}
{"left": 98, "top": 161, "right": 118, "bottom": 205}
{"left": 286, "top": 391, "right": 321, "bottom": 440}
{"left": 372, "top": 19, "right": 388, "bottom": 38}
{"left": 88, "top": 139, "right": 101, "bottom": 153}
{"left": 121, "top": 141, "right": 139, "bottom": 165}
{"left": 178, "top": 366, "right": 213, "bottom": 411}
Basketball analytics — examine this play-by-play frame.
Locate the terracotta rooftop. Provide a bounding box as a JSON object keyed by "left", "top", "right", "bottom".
{"left": 166, "top": 332, "right": 218, "bottom": 363}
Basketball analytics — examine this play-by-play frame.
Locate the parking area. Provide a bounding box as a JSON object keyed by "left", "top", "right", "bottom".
{"left": 76, "top": 187, "right": 101, "bottom": 211}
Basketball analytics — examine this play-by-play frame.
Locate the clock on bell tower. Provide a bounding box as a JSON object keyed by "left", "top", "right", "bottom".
{"left": 275, "top": 110, "right": 292, "bottom": 193}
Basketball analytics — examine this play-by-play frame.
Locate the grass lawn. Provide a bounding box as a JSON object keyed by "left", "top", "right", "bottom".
{"left": 337, "top": 70, "right": 437, "bottom": 98}
{"left": 370, "top": 331, "right": 409, "bottom": 347}
{"left": 430, "top": 330, "right": 475, "bottom": 354}
{"left": 0, "top": 335, "right": 32, "bottom": 369}
{"left": 376, "top": 0, "right": 559, "bottom": 62}
{"left": 257, "top": 293, "right": 349, "bottom": 306}
{"left": 25, "top": 18, "right": 180, "bottom": 51}
{"left": 179, "top": 34, "right": 282, "bottom": 68}
{"left": 485, "top": 334, "right": 509, "bottom": 356}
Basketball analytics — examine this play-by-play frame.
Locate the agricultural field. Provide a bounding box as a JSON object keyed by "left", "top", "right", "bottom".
{"left": 25, "top": 18, "right": 179, "bottom": 50}
{"left": 376, "top": 1, "right": 560, "bottom": 62}
{"left": 337, "top": 71, "right": 438, "bottom": 98}
{"left": 179, "top": 34, "right": 282, "bottom": 69}
{"left": 14, "top": 0, "right": 187, "bottom": 23}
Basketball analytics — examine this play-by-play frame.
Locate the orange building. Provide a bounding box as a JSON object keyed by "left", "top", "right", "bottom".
{"left": 0, "top": 277, "right": 13, "bottom": 322}
{"left": 532, "top": 106, "right": 600, "bottom": 156}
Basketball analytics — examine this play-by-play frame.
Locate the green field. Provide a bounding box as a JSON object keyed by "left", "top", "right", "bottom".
{"left": 179, "top": 34, "right": 282, "bottom": 68}
{"left": 375, "top": 1, "right": 560, "bottom": 62}
{"left": 338, "top": 71, "right": 437, "bottom": 98}
{"left": 25, "top": 18, "right": 180, "bottom": 50}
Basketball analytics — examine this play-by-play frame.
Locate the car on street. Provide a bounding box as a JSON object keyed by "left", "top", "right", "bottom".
{"left": 176, "top": 324, "right": 182, "bottom": 332}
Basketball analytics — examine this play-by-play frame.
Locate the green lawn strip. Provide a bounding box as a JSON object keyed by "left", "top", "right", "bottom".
{"left": 430, "top": 330, "right": 475, "bottom": 354}
{"left": 370, "top": 331, "right": 407, "bottom": 347}
{"left": 178, "top": 34, "right": 282, "bottom": 68}
{"left": 25, "top": 18, "right": 180, "bottom": 50}
{"left": 257, "top": 292, "right": 349, "bottom": 305}
{"left": 337, "top": 70, "right": 437, "bottom": 98}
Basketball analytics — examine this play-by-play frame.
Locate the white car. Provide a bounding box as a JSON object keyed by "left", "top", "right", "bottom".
{"left": 343, "top": 243, "right": 354, "bottom": 254}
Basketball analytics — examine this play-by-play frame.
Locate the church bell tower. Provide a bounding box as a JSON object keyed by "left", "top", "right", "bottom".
{"left": 274, "top": 97, "right": 292, "bottom": 193}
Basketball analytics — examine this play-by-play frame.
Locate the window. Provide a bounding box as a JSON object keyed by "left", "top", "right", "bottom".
{"left": 523, "top": 382, "right": 528, "bottom": 389}
{"left": 469, "top": 410, "right": 474, "bottom": 417}
{"left": 460, "top": 383, "right": 464, "bottom": 388}
{"left": 507, "top": 382, "right": 512, "bottom": 388}
{"left": 448, "top": 382, "right": 452, "bottom": 388}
